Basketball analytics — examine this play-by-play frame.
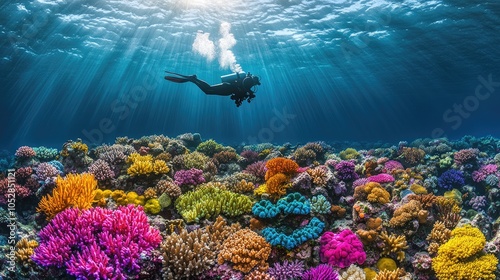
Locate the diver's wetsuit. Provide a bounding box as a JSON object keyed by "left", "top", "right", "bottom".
{"left": 165, "top": 71, "right": 258, "bottom": 107}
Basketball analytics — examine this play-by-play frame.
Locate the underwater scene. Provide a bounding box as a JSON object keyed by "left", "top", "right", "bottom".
{"left": 2, "top": 0, "right": 500, "bottom": 279}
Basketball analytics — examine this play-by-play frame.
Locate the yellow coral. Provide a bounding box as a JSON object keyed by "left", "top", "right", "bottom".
{"left": 339, "top": 148, "right": 360, "bottom": 160}
{"left": 379, "top": 231, "right": 408, "bottom": 262}
{"left": 254, "top": 184, "right": 268, "bottom": 196}
{"left": 70, "top": 141, "right": 88, "bottom": 154}
{"left": 364, "top": 267, "right": 377, "bottom": 280}
{"left": 144, "top": 198, "right": 161, "bottom": 214}
{"left": 409, "top": 183, "right": 427, "bottom": 194}
{"left": 15, "top": 238, "right": 38, "bottom": 264}
{"left": 37, "top": 173, "right": 97, "bottom": 220}
{"left": 376, "top": 257, "right": 397, "bottom": 272}
{"left": 126, "top": 191, "right": 145, "bottom": 205}
{"left": 127, "top": 160, "right": 153, "bottom": 176}
{"left": 153, "top": 160, "right": 170, "bottom": 174}
{"left": 432, "top": 225, "right": 498, "bottom": 280}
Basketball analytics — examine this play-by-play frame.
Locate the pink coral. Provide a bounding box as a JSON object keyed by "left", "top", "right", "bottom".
{"left": 320, "top": 229, "right": 366, "bottom": 269}
{"left": 15, "top": 146, "right": 36, "bottom": 158}
{"left": 368, "top": 173, "right": 395, "bottom": 184}
{"left": 454, "top": 148, "right": 479, "bottom": 166}
{"left": 472, "top": 164, "right": 498, "bottom": 182}
{"left": 384, "top": 160, "right": 403, "bottom": 173}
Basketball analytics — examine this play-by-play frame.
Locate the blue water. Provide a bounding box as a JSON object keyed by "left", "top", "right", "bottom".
{"left": 1, "top": 0, "right": 499, "bottom": 151}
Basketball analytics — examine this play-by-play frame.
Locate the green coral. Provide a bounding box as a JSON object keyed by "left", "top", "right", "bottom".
{"left": 196, "top": 139, "right": 224, "bottom": 157}
{"left": 439, "top": 156, "right": 453, "bottom": 169}
{"left": 310, "top": 194, "right": 331, "bottom": 214}
{"left": 339, "top": 148, "right": 360, "bottom": 160}
{"left": 183, "top": 151, "right": 210, "bottom": 170}
{"left": 175, "top": 185, "right": 253, "bottom": 223}
{"left": 33, "top": 146, "right": 59, "bottom": 161}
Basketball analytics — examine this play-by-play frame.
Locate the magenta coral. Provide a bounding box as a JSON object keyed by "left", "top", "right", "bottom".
{"left": 174, "top": 168, "right": 205, "bottom": 187}
{"left": 302, "top": 264, "right": 339, "bottom": 280}
{"left": 32, "top": 205, "right": 162, "bottom": 279}
{"left": 319, "top": 229, "right": 366, "bottom": 269}
{"left": 472, "top": 164, "right": 498, "bottom": 182}
{"left": 15, "top": 146, "right": 36, "bottom": 158}
{"left": 368, "top": 173, "right": 395, "bottom": 184}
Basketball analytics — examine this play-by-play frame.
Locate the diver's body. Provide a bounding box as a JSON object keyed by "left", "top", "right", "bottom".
{"left": 164, "top": 71, "right": 260, "bottom": 107}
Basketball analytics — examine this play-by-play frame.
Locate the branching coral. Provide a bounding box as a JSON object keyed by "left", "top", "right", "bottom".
{"left": 426, "top": 221, "right": 451, "bottom": 256}
{"left": 37, "top": 173, "right": 97, "bottom": 220}
{"left": 379, "top": 231, "right": 409, "bottom": 262}
{"left": 15, "top": 238, "right": 38, "bottom": 265}
{"left": 32, "top": 205, "right": 162, "bottom": 279}
{"left": 218, "top": 229, "right": 271, "bottom": 273}
{"left": 432, "top": 225, "right": 498, "bottom": 280}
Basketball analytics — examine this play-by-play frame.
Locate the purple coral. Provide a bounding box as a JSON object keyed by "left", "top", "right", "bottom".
{"left": 88, "top": 159, "right": 115, "bottom": 181}
{"left": 302, "top": 264, "right": 339, "bottom": 280}
{"left": 32, "top": 205, "right": 162, "bottom": 279}
{"left": 240, "top": 150, "right": 259, "bottom": 164}
{"left": 174, "top": 168, "right": 205, "bottom": 187}
{"left": 319, "top": 229, "right": 366, "bottom": 269}
{"left": 268, "top": 260, "right": 304, "bottom": 280}
{"left": 244, "top": 160, "right": 267, "bottom": 180}
{"left": 437, "top": 169, "right": 465, "bottom": 190}
{"left": 15, "top": 146, "right": 36, "bottom": 158}
{"left": 469, "top": 195, "right": 487, "bottom": 211}
{"left": 334, "top": 160, "right": 359, "bottom": 181}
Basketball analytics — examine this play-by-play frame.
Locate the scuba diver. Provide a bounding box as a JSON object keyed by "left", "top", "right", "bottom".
{"left": 164, "top": 71, "right": 261, "bottom": 107}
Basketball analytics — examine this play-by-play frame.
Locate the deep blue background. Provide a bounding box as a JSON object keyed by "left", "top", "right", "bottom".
{"left": 1, "top": 0, "right": 499, "bottom": 151}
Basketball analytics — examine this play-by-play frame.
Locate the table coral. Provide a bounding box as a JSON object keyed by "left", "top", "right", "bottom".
{"left": 218, "top": 229, "right": 272, "bottom": 273}
{"left": 432, "top": 225, "right": 498, "bottom": 280}
{"left": 37, "top": 173, "right": 97, "bottom": 220}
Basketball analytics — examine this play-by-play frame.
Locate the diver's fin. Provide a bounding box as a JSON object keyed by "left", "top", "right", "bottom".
{"left": 164, "top": 76, "right": 191, "bottom": 83}
{"left": 164, "top": 71, "right": 196, "bottom": 79}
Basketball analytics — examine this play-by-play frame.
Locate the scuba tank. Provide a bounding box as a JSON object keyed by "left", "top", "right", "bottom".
{"left": 221, "top": 72, "right": 246, "bottom": 83}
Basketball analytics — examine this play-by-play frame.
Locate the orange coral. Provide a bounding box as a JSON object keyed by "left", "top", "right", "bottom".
{"left": 218, "top": 229, "right": 271, "bottom": 273}
{"left": 364, "top": 160, "right": 378, "bottom": 177}
{"left": 264, "top": 158, "right": 299, "bottom": 180}
{"left": 357, "top": 229, "right": 378, "bottom": 243}
{"left": 249, "top": 217, "right": 266, "bottom": 231}
{"left": 330, "top": 205, "right": 346, "bottom": 218}
{"left": 407, "top": 193, "right": 436, "bottom": 209}
{"left": 266, "top": 173, "right": 290, "bottom": 200}
{"left": 354, "top": 182, "right": 391, "bottom": 204}
{"left": 15, "top": 238, "right": 38, "bottom": 264}
{"left": 389, "top": 200, "right": 423, "bottom": 227}
{"left": 307, "top": 166, "right": 328, "bottom": 186}
{"left": 37, "top": 173, "right": 97, "bottom": 220}
{"left": 244, "top": 270, "right": 275, "bottom": 280}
